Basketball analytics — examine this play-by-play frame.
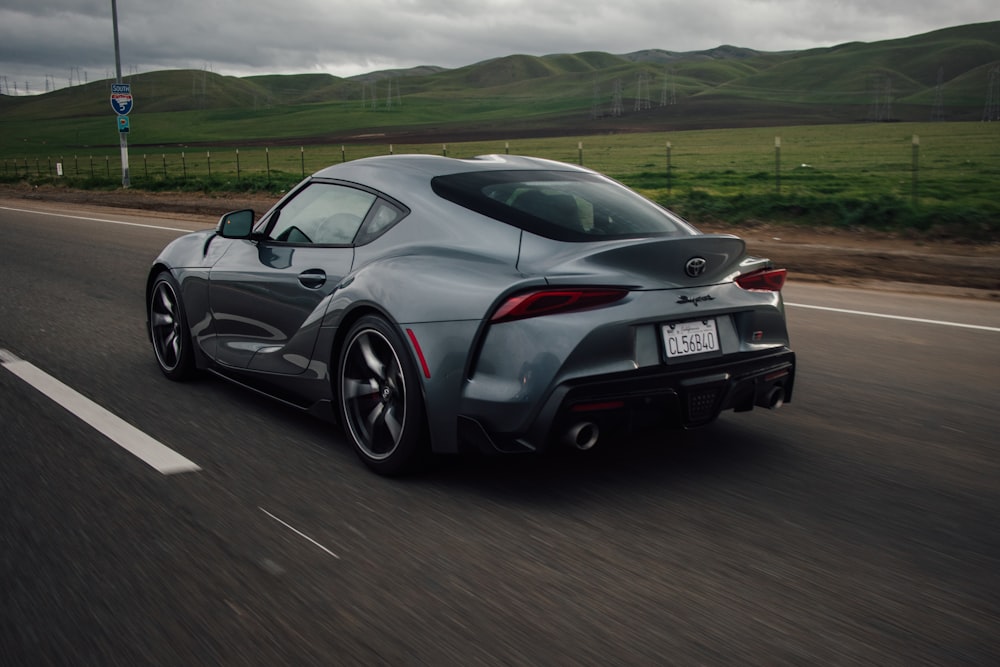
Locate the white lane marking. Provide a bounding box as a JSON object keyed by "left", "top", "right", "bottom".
{"left": 259, "top": 507, "right": 341, "bottom": 559}
{"left": 0, "top": 349, "right": 200, "bottom": 475}
{"left": 0, "top": 205, "right": 191, "bottom": 233}
{"left": 786, "top": 302, "right": 1000, "bottom": 333}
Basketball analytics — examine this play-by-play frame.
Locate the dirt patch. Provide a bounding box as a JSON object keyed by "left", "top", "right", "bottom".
{"left": 5, "top": 183, "right": 998, "bottom": 300}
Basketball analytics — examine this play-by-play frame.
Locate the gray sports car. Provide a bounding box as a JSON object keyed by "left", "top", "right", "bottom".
{"left": 147, "top": 154, "right": 795, "bottom": 474}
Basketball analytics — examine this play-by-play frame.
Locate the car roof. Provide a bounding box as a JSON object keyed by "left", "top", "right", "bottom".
{"left": 311, "top": 153, "right": 595, "bottom": 182}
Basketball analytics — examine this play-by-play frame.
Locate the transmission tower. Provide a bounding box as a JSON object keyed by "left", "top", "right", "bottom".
{"left": 868, "top": 73, "right": 893, "bottom": 121}
{"left": 660, "top": 67, "right": 677, "bottom": 106}
{"left": 930, "top": 67, "right": 945, "bottom": 121}
{"left": 610, "top": 78, "right": 624, "bottom": 117}
{"left": 385, "top": 78, "right": 401, "bottom": 110}
{"left": 984, "top": 65, "right": 1000, "bottom": 122}
{"left": 634, "top": 72, "right": 651, "bottom": 111}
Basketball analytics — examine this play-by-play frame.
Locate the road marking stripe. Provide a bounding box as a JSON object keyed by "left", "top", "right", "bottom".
{"left": 786, "top": 302, "right": 1000, "bottom": 332}
{"left": 259, "top": 507, "right": 341, "bottom": 559}
{"left": 0, "top": 205, "right": 190, "bottom": 233}
{"left": 0, "top": 349, "right": 201, "bottom": 475}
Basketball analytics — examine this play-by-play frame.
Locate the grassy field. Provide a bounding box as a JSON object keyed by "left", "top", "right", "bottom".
{"left": 3, "top": 121, "right": 998, "bottom": 239}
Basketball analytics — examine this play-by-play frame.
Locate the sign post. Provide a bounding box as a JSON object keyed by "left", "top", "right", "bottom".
{"left": 111, "top": 83, "right": 132, "bottom": 187}
{"left": 110, "top": 0, "right": 130, "bottom": 188}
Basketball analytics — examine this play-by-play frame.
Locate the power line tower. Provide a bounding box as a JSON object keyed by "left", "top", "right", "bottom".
{"left": 984, "top": 65, "right": 1000, "bottom": 122}
{"left": 868, "top": 73, "right": 893, "bottom": 121}
{"left": 634, "top": 72, "right": 651, "bottom": 111}
{"left": 385, "top": 77, "right": 401, "bottom": 110}
{"left": 660, "top": 66, "right": 677, "bottom": 106}
{"left": 930, "top": 67, "right": 945, "bottom": 121}
{"left": 610, "top": 78, "right": 624, "bottom": 117}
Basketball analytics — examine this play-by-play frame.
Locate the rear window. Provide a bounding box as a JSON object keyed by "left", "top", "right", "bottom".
{"left": 431, "top": 169, "right": 695, "bottom": 241}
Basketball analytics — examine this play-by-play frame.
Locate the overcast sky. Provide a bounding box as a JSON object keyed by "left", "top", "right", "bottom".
{"left": 0, "top": 0, "right": 996, "bottom": 95}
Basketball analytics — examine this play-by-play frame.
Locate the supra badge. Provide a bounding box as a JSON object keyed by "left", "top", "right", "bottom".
{"left": 677, "top": 294, "right": 715, "bottom": 306}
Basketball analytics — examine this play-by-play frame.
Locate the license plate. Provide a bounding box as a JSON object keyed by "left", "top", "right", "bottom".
{"left": 663, "top": 319, "right": 720, "bottom": 358}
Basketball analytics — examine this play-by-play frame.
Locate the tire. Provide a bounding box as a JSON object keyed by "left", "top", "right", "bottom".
{"left": 338, "top": 315, "right": 428, "bottom": 475}
{"left": 148, "top": 271, "right": 195, "bottom": 381}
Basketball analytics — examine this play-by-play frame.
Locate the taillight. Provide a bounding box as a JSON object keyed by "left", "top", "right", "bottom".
{"left": 491, "top": 288, "right": 628, "bottom": 323}
{"left": 735, "top": 268, "right": 787, "bottom": 292}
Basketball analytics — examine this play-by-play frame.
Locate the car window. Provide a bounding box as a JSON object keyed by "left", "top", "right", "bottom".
{"left": 354, "top": 200, "right": 406, "bottom": 245}
{"left": 431, "top": 170, "right": 696, "bottom": 242}
{"left": 269, "top": 182, "right": 376, "bottom": 245}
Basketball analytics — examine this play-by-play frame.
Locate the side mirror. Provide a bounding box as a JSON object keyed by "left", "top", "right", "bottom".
{"left": 217, "top": 209, "right": 255, "bottom": 238}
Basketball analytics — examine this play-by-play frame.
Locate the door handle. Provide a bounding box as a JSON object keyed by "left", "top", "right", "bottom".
{"left": 298, "top": 269, "right": 327, "bottom": 288}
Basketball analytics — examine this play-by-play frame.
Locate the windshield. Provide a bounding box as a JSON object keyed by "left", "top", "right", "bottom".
{"left": 431, "top": 169, "right": 696, "bottom": 242}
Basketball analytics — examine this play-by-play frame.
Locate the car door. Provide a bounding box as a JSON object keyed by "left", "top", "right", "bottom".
{"left": 207, "top": 181, "right": 375, "bottom": 374}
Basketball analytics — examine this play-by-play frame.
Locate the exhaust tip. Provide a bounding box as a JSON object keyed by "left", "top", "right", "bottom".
{"left": 766, "top": 386, "right": 785, "bottom": 410}
{"left": 566, "top": 422, "right": 599, "bottom": 450}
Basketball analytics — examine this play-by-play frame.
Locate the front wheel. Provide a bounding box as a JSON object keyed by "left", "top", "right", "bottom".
{"left": 338, "top": 315, "right": 428, "bottom": 475}
{"left": 149, "top": 271, "right": 195, "bottom": 381}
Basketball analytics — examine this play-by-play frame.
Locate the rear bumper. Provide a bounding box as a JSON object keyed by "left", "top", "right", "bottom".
{"left": 457, "top": 348, "right": 795, "bottom": 455}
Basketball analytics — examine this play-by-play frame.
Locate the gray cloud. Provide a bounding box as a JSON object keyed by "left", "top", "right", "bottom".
{"left": 1, "top": 0, "right": 996, "bottom": 94}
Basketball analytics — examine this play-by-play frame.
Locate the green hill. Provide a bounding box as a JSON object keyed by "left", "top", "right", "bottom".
{"left": 1, "top": 20, "right": 997, "bottom": 153}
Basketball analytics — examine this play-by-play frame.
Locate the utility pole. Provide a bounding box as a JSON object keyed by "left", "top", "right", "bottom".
{"left": 111, "top": 0, "right": 130, "bottom": 187}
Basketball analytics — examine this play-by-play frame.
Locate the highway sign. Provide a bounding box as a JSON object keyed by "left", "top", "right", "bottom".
{"left": 111, "top": 83, "right": 133, "bottom": 115}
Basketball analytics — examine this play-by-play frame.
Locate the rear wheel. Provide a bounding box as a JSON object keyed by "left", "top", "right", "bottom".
{"left": 149, "top": 272, "right": 195, "bottom": 381}
{"left": 338, "top": 315, "right": 427, "bottom": 475}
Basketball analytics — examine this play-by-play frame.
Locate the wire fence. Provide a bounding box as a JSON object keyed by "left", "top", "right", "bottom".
{"left": 3, "top": 124, "right": 998, "bottom": 210}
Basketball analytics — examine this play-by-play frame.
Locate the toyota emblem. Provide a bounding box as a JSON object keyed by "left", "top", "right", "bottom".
{"left": 685, "top": 257, "right": 708, "bottom": 277}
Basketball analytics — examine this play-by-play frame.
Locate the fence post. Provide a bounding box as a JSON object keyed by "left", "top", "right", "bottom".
{"left": 774, "top": 136, "right": 782, "bottom": 194}
{"left": 236, "top": 149, "right": 241, "bottom": 181}
{"left": 341, "top": 145, "right": 346, "bottom": 163}
{"left": 505, "top": 141, "right": 510, "bottom": 155}
{"left": 105, "top": 155, "right": 110, "bottom": 178}
{"left": 182, "top": 152, "right": 186, "bottom": 179}
{"left": 36, "top": 158, "right": 41, "bottom": 177}
{"left": 666, "top": 141, "right": 672, "bottom": 196}
{"left": 47, "top": 157, "right": 52, "bottom": 177}
{"left": 207, "top": 151, "right": 212, "bottom": 178}
{"left": 578, "top": 141, "right": 583, "bottom": 165}
{"left": 90, "top": 156, "right": 94, "bottom": 178}
{"left": 911, "top": 134, "right": 920, "bottom": 206}
{"left": 266, "top": 147, "right": 270, "bottom": 181}
{"left": 300, "top": 146, "right": 305, "bottom": 177}
{"left": 162, "top": 154, "right": 167, "bottom": 178}
{"left": 443, "top": 144, "right": 447, "bottom": 157}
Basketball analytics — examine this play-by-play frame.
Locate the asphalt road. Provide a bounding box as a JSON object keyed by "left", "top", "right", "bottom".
{"left": 2, "top": 201, "right": 999, "bottom": 665}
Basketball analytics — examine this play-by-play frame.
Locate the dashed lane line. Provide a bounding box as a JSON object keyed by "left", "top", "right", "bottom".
{"left": 785, "top": 302, "right": 1000, "bottom": 333}
{"left": 0, "top": 205, "right": 191, "bottom": 233}
{"left": 0, "top": 349, "right": 200, "bottom": 475}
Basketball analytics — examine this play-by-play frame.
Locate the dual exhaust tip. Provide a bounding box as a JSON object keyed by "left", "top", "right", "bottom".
{"left": 565, "top": 421, "right": 599, "bottom": 450}
{"left": 764, "top": 385, "right": 785, "bottom": 410}
{"left": 566, "top": 385, "right": 784, "bottom": 451}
